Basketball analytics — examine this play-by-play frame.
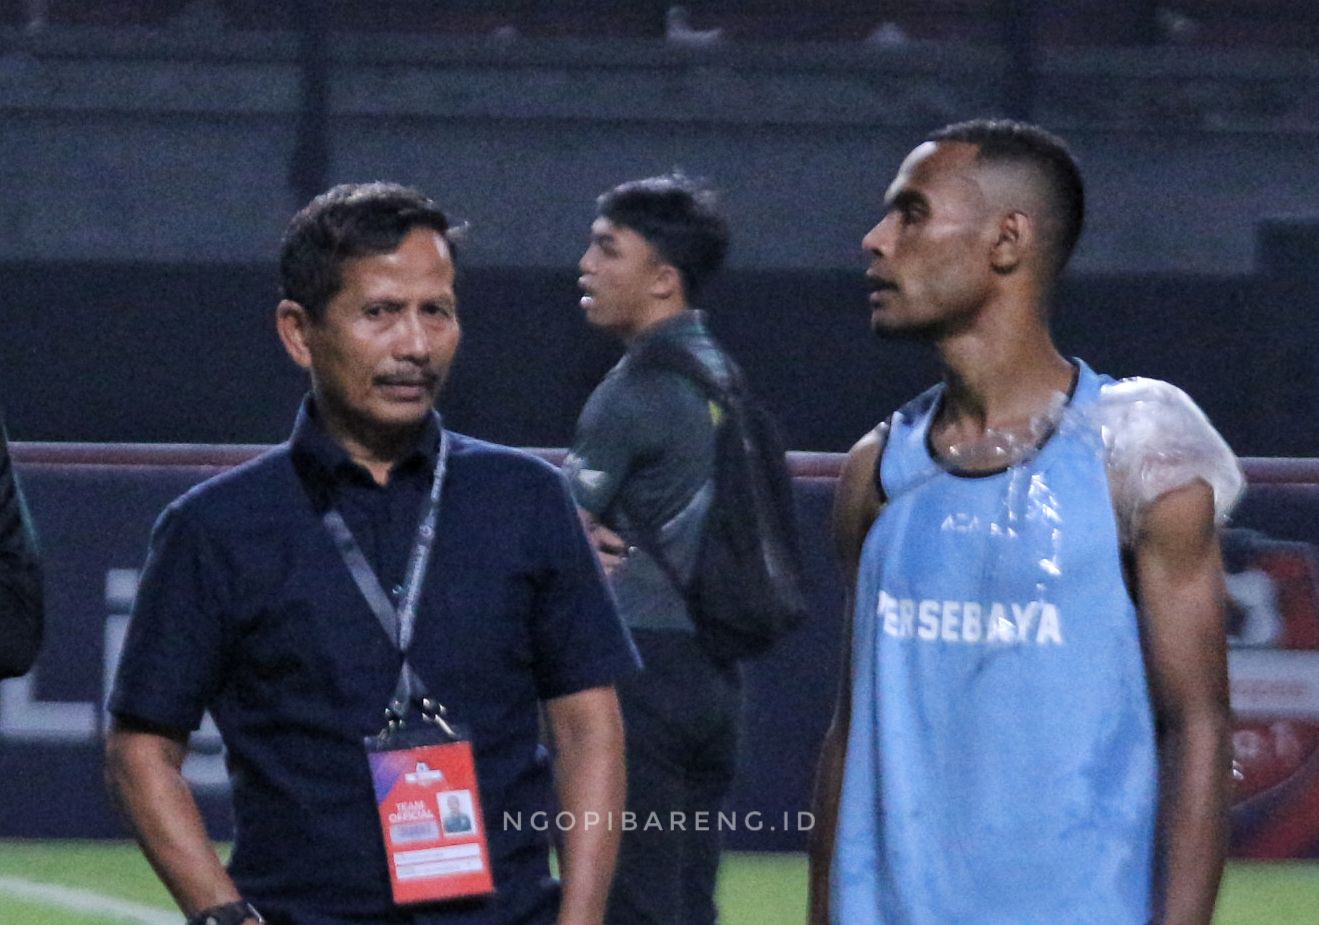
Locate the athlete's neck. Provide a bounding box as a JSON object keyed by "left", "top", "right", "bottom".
{"left": 934, "top": 320, "right": 1072, "bottom": 438}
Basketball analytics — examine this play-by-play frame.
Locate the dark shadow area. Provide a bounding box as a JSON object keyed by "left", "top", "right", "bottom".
{"left": 1, "top": 260, "right": 1313, "bottom": 456}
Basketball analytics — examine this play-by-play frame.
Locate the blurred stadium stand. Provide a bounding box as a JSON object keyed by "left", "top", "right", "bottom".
{"left": 4, "top": 1, "right": 1318, "bottom": 49}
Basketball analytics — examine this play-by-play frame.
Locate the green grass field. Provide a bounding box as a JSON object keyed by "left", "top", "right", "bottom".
{"left": 1, "top": 841, "right": 1316, "bottom": 924}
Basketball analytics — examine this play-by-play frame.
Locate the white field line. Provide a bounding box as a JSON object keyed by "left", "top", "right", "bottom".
{"left": 0, "top": 875, "right": 176, "bottom": 925}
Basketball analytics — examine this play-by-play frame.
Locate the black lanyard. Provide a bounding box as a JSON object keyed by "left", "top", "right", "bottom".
{"left": 321, "top": 430, "right": 457, "bottom": 737}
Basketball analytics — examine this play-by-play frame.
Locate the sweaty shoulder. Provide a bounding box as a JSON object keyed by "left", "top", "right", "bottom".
{"left": 1089, "top": 377, "right": 1244, "bottom": 543}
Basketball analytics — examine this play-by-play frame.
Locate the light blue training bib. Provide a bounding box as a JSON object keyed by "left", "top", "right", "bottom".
{"left": 832, "top": 361, "right": 1157, "bottom": 925}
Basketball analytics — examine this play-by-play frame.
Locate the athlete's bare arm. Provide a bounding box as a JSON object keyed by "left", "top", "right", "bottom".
{"left": 1133, "top": 480, "right": 1231, "bottom": 925}
{"left": 806, "top": 425, "right": 886, "bottom": 925}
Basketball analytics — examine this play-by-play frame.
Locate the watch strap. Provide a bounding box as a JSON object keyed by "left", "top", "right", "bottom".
{"left": 185, "top": 900, "right": 262, "bottom": 925}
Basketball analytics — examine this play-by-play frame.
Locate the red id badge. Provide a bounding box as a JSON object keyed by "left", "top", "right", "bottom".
{"left": 365, "top": 729, "right": 495, "bottom": 905}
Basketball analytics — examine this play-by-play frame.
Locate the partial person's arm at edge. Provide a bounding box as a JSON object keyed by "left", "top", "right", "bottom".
{"left": 1133, "top": 480, "right": 1231, "bottom": 925}
{"left": 546, "top": 684, "right": 627, "bottom": 925}
{"left": 807, "top": 426, "right": 886, "bottom": 925}
{"left": 105, "top": 718, "right": 258, "bottom": 922}
{"left": 0, "top": 550, "right": 42, "bottom": 678}
{"left": 0, "top": 426, "right": 44, "bottom": 680}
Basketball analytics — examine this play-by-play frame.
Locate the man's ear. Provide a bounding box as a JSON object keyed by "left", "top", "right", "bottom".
{"left": 276, "top": 299, "right": 315, "bottom": 371}
{"left": 649, "top": 262, "right": 684, "bottom": 303}
{"left": 990, "top": 210, "right": 1033, "bottom": 274}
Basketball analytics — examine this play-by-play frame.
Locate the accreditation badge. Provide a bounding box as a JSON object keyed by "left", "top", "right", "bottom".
{"left": 364, "top": 727, "right": 495, "bottom": 905}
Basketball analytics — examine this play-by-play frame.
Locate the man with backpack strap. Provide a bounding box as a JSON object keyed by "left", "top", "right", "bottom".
{"left": 566, "top": 173, "right": 804, "bottom": 925}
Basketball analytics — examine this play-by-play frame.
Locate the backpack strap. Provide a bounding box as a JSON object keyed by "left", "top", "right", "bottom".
{"left": 627, "top": 330, "right": 744, "bottom": 403}
{"left": 622, "top": 504, "right": 692, "bottom": 597}
{"left": 615, "top": 336, "right": 732, "bottom": 600}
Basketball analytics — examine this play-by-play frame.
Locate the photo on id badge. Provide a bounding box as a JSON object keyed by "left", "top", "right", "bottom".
{"left": 440, "top": 789, "right": 478, "bottom": 837}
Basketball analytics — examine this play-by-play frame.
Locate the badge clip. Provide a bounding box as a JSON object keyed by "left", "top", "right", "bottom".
{"left": 380, "top": 694, "right": 461, "bottom": 743}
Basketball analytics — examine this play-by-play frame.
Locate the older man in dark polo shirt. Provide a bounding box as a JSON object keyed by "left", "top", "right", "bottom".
{"left": 106, "top": 183, "right": 637, "bottom": 925}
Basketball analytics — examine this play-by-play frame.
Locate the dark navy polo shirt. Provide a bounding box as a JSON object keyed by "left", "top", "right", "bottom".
{"left": 110, "top": 400, "right": 639, "bottom": 925}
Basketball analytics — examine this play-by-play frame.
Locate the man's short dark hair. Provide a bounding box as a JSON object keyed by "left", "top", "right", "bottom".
{"left": 927, "top": 119, "right": 1085, "bottom": 274}
{"left": 597, "top": 173, "right": 729, "bottom": 300}
{"left": 280, "top": 182, "right": 452, "bottom": 321}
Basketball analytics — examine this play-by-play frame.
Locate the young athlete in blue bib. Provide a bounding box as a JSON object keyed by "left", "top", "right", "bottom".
{"left": 808, "top": 120, "right": 1242, "bottom": 925}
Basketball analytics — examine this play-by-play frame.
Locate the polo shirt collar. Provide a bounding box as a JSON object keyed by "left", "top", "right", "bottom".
{"left": 289, "top": 394, "right": 442, "bottom": 491}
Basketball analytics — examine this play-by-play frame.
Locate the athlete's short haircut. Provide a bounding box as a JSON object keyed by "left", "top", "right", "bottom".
{"left": 597, "top": 172, "right": 730, "bottom": 300}
{"left": 928, "top": 119, "right": 1085, "bottom": 274}
{"left": 280, "top": 182, "right": 453, "bottom": 321}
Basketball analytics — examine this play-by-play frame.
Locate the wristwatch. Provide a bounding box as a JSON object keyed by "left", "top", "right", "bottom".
{"left": 185, "top": 900, "right": 263, "bottom": 925}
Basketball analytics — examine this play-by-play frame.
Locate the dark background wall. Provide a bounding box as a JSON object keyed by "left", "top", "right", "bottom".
{"left": 2, "top": 256, "right": 1315, "bottom": 456}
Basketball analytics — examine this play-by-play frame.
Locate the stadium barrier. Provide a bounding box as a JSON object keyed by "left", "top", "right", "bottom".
{"left": 2, "top": 444, "right": 1317, "bottom": 856}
